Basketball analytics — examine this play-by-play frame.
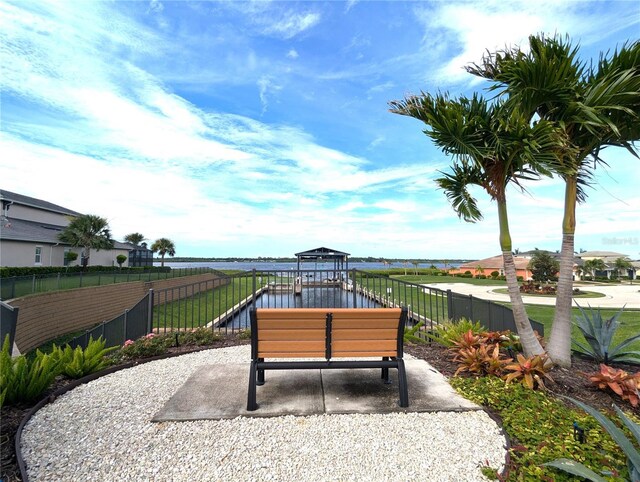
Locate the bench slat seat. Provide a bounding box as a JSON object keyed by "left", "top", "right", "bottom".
{"left": 247, "top": 307, "right": 409, "bottom": 411}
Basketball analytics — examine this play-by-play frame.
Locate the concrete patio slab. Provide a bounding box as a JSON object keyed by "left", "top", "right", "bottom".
{"left": 152, "top": 358, "right": 479, "bottom": 422}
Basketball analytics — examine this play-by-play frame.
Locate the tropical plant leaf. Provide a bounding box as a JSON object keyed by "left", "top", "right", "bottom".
{"left": 542, "top": 458, "right": 608, "bottom": 482}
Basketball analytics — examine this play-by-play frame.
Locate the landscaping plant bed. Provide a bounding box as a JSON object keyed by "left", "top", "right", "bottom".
{"left": 2, "top": 336, "right": 638, "bottom": 481}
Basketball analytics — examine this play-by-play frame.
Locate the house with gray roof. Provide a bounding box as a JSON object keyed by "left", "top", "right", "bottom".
{"left": 0, "top": 190, "right": 142, "bottom": 268}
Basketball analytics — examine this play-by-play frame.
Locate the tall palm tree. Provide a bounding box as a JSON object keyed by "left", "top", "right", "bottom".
{"left": 58, "top": 214, "right": 114, "bottom": 268}
{"left": 124, "top": 233, "right": 145, "bottom": 245}
{"left": 151, "top": 238, "right": 176, "bottom": 267}
{"left": 468, "top": 35, "right": 640, "bottom": 367}
{"left": 390, "top": 93, "right": 567, "bottom": 357}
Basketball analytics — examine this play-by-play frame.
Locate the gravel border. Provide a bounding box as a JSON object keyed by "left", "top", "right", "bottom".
{"left": 20, "top": 346, "right": 507, "bottom": 481}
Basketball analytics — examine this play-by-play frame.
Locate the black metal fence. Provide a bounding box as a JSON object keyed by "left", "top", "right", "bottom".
{"left": 447, "top": 290, "right": 545, "bottom": 335}
{"left": 0, "top": 267, "right": 216, "bottom": 300}
{"left": 1, "top": 301, "right": 19, "bottom": 350}
{"left": 68, "top": 292, "right": 153, "bottom": 350}
{"left": 45, "top": 268, "right": 544, "bottom": 351}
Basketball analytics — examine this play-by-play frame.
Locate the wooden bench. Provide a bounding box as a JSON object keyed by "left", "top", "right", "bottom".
{"left": 246, "top": 307, "right": 409, "bottom": 411}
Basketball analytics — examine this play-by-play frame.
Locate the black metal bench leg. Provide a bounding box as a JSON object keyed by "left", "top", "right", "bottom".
{"left": 247, "top": 360, "right": 258, "bottom": 411}
{"left": 381, "top": 357, "right": 391, "bottom": 384}
{"left": 397, "top": 359, "right": 409, "bottom": 408}
{"left": 257, "top": 358, "right": 265, "bottom": 385}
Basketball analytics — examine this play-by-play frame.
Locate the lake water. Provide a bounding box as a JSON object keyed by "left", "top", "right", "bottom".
{"left": 156, "top": 261, "right": 459, "bottom": 271}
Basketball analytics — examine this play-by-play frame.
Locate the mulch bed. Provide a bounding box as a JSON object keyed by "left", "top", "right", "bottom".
{"left": 2, "top": 338, "right": 638, "bottom": 482}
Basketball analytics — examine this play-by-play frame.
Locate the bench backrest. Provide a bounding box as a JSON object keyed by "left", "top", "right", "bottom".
{"left": 250, "top": 308, "right": 406, "bottom": 360}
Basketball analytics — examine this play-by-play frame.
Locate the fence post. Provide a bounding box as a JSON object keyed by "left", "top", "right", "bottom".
{"left": 123, "top": 309, "right": 129, "bottom": 343}
{"left": 12, "top": 277, "right": 16, "bottom": 299}
{"left": 57, "top": 272, "right": 60, "bottom": 290}
{"left": 446, "top": 289, "right": 453, "bottom": 322}
{"left": 32, "top": 275, "right": 36, "bottom": 295}
{"left": 98, "top": 273, "right": 101, "bottom": 286}
{"left": 352, "top": 269, "right": 357, "bottom": 308}
{"left": 468, "top": 294, "right": 474, "bottom": 323}
{"left": 252, "top": 269, "right": 257, "bottom": 305}
{"left": 80, "top": 271, "right": 83, "bottom": 287}
{"left": 147, "top": 289, "right": 154, "bottom": 334}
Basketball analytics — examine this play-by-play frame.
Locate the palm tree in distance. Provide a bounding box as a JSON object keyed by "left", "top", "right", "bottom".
{"left": 390, "top": 93, "right": 569, "bottom": 357}
{"left": 58, "top": 214, "right": 114, "bottom": 268}
{"left": 467, "top": 34, "right": 640, "bottom": 367}
{"left": 151, "top": 238, "right": 176, "bottom": 267}
{"left": 124, "top": 233, "right": 146, "bottom": 246}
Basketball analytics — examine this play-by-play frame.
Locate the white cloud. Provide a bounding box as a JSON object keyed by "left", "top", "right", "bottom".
{"left": 261, "top": 11, "right": 321, "bottom": 39}
{"left": 286, "top": 49, "right": 299, "bottom": 59}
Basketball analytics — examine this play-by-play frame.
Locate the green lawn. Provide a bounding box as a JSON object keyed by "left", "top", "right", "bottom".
{"left": 393, "top": 274, "right": 508, "bottom": 286}
{"left": 522, "top": 304, "right": 640, "bottom": 352}
{"left": 153, "top": 276, "right": 255, "bottom": 331}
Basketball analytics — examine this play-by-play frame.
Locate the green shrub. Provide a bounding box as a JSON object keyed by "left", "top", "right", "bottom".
{"left": 490, "top": 271, "right": 500, "bottom": 278}
{"left": 54, "top": 337, "right": 118, "bottom": 379}
{"left": 238, "top": 329, "right": 252, "bottom": 340}
{"left": 177, "top": 328, "right": 221, "bottom": 346}
{"left": 426, "top": 319, "right": 485, "bottom": 347}
{"left": 1, "top": 335, "right": 62, "bottom": 407}
{"left": 119, "top": 333, "right": 172, "bottom": 359}
{"left": 451, "top": 376, "right": 632, "bottom": 481}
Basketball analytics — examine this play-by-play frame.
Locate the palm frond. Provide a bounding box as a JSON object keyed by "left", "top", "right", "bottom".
{"left": 435, "top": 163, "right": 484, "bottom": 223}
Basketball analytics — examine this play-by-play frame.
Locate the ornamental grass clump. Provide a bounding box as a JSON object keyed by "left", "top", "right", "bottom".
{"left": 573, "top": 304, "right": 640, "bottom": 365}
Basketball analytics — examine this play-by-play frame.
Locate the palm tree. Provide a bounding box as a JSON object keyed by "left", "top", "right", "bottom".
{"left": 124, "top": 233, "right": 145, "bottom": 245}
{"left": 389, "top": 93, "right": 566, "bottom": 357}
{"left": 614, "top": 257, "right": 632, "bottom": 279}
{"left": 412, "top": 261, "right": 420, "bottom": 275}
{"left": 467, "top": 35, "right": 640, "bottom": 366}
{"left": 583, "top": 258, "right": 606, "bottom": 279}
{"left": 58, "top": 214, "right": 114, "bottom": 268}
{"left": 151, "top": 238, "right": 176, "bottom": 267}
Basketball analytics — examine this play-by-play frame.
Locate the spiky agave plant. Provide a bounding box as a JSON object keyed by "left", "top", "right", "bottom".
{"left": 573, "top": 303, "right": 640, "bottom": 365}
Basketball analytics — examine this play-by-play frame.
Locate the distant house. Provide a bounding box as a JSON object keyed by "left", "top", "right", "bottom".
{"left": 576, "top": 250, "right": 637, "bottom": 279}
{"left": 0, "top": 190, "right": 141, "bottom": 268}
{"left": 449, "top": 254, "right": 534, "bottom": 280}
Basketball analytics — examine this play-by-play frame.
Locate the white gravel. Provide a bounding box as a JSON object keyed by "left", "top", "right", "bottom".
{"left": 21, "top": 345, "right": 506, "bottom": 481}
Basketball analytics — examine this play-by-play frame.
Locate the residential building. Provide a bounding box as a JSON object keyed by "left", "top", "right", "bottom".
{"left": 449, "top": 254, "right": 534, "bottom": 280}
{"left": 0, "top": 190, "right": 150, "bottom": 268}
{"left": 576, "top": 250, "right": 637, "bottom": 279}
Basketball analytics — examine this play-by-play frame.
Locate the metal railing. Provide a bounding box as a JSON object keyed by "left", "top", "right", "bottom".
{"left": 68, "top": 291, "right": 154, "bottom": 350}
{"left": 1, "top": 300, "right": 19, "bottom": 350}
{"left": 61, "top": 268, "right": 544, "bottom": 350}
{"left": 0, "top": 267, "right": 218, "bottom": 300}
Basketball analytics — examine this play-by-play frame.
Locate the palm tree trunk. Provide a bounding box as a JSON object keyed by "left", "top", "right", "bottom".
{"left": 161, "top": 254, "right": 165, "bottom": 267}
{"left": 497, "top": 200, "right": 545, "bottom": 357}
{"left": 82, "top": 246, "right": 90, "bottom": 268}
{"left": 546, "top": 177, "right": 577, "bottom": 367}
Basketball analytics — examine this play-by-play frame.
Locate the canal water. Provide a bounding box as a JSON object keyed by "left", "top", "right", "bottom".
{"left": 222, "top": 285, "right": 383, "bottom": 329}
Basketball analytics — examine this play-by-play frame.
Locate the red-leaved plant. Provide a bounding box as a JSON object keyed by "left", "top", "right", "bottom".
{"left": 586, "top": 364, "right": 640, "bottom": 407}
{"left": 503, "top": 354, "right": 553, "bottom": 390}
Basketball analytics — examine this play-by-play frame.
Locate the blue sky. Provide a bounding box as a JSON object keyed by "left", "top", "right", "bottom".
{"left": 1, "top": 0, "right": 639, "bottom": 260}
